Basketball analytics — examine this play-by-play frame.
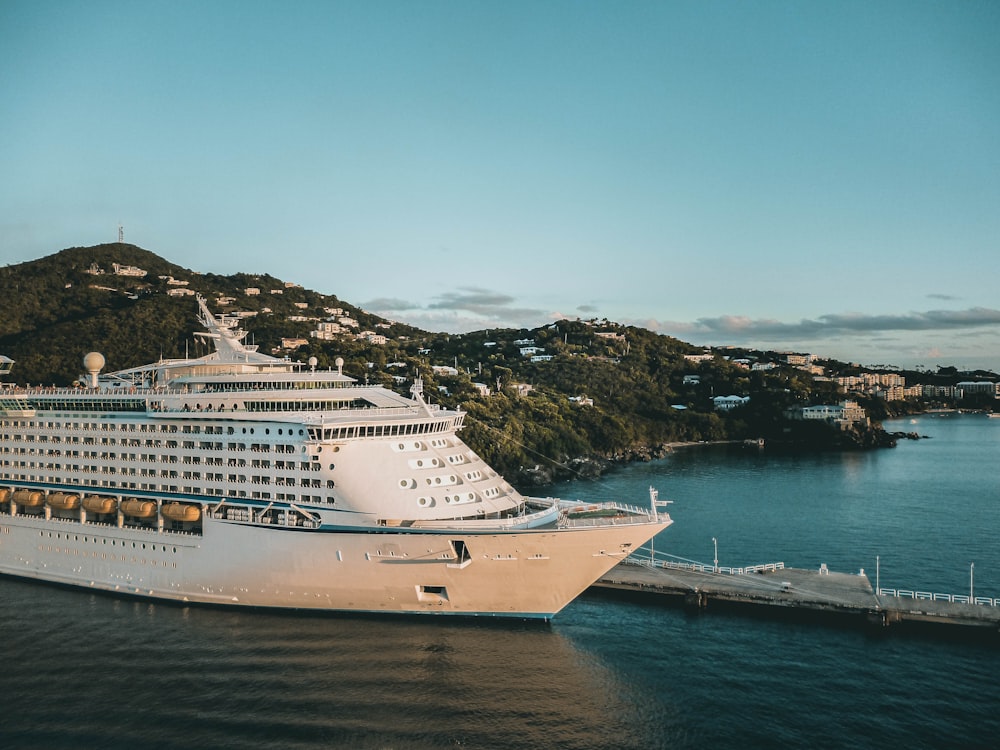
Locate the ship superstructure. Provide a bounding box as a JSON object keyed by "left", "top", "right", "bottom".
{"left": 0, "top": 296, "right": 670, "bottom": 618}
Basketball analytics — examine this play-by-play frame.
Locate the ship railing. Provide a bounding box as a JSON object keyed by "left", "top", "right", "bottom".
{"left": 7, "top": 509, "right": 203, "bottom": 536}
{"left": 624, "top": 551, "right": 786, "bottom": 575}
{"left": 877, "top": 588, "right": 1000, "bottom": 607}
{"left": 554, "top": 500, "right": 666, "bottom": 528}
{"left": 555, "top": 499, "right": 650, "bottom": 515}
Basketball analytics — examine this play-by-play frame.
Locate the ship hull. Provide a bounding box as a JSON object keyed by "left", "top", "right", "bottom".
{"left": 0, "top": 514, "right": 668, "bottom": 618}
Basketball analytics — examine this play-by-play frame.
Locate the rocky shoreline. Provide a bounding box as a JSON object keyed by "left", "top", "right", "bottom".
{"left": 513, "top": 426, "right": 928, "bottom": 488}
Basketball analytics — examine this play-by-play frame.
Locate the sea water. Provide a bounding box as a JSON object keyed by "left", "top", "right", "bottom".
{"left": 1, "top": 413, "right": 998, "bottom": 748}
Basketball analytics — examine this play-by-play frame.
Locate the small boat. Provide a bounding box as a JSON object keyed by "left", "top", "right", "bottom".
{"left": 82, "top": 495, "right": 117, "bottom": 514}
{"left": 161, "top": 502, "right": 201, "bottom": 523}
{"left": 12, "top": 489, "right": 44, "bottom": 507}
{"left": 120, "top": 499, "right": 157, "bottom": 519}
{"left": 46, "top": 493, "right": 81, "bottom": 511}
{"left": 0, "top": 488, "right": 10, "bottom": 504}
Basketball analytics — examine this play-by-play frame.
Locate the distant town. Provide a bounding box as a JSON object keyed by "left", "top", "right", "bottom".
{"left": 79, "top": 255, "right": 998, "bottom": 437}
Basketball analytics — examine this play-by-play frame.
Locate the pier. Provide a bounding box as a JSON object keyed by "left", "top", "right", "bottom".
{"left": 591, "top": 558, "right": 1000, "bottom": 637}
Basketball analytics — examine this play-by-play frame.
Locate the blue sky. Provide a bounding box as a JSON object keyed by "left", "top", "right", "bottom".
{"left": 2, "top": 0, "right": 999, "bottom": 370}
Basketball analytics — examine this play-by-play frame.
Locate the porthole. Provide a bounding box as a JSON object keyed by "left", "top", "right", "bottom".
{"left": 399, "top": 480, "right": 409, "bottom": 488}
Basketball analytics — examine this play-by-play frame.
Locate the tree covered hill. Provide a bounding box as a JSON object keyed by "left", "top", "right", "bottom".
{"left": 0, "top": 243, "right": 940, "bottom": 484}
{"left": 0, "top": 243, "right": 417, "bottom": 384}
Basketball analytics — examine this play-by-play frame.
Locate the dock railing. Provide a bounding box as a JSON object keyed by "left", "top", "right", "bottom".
{"left": 626, "top": 549, "right": 784, "bottom": 576}
{"left": 877, "top": 588, "right": 1000, "bottom": 608}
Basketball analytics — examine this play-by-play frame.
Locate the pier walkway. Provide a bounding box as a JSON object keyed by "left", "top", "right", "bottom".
{"left": 591, "top": 559, "right": 1000, "bottom": 637}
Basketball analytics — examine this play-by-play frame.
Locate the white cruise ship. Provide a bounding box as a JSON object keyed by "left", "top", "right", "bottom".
{"left": 0, "top": 297, "right": 670, "bottom": 619}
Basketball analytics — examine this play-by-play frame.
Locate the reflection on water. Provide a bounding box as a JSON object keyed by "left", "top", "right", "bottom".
{"left": 0, "top": 578, "right": 658, "bottom": 750}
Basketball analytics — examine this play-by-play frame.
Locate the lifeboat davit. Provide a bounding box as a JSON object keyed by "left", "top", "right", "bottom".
{"left": 161, "top": 502, "right": 201, "bottom": 523}
{"left": 120, "top": 499, "right": 157, "bottom": 519}
{"left": 82, "top": 495, "right": 117, "bottom": 514}
{"left": 46, "top": 493, "right": 81, "bottom": 511}
{"left": 12, "top": 489, "right": 44, "bottom": 507}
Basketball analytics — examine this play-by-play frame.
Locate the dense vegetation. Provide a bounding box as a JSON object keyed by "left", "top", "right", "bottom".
{"left": 1, "top": 244, "right": 995, "bottom": 485}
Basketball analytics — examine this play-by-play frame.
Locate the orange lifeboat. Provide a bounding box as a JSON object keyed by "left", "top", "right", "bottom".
{"left": 82, "top": 495, "right": 117, "bottom": 514}
{"left": 0, "top": 488, "right": 10, "bottom": 504}
{"left": 161, "top": 502, "right": 201, "bottom": 523}
{"left": 46, "top": 493, "right": 81, "bottom": 511}
{"left": 12, "top": 489, "right": 44, "bottom": 507}
{"left": 120, "top": 499, "right": 157, "bottom": 519}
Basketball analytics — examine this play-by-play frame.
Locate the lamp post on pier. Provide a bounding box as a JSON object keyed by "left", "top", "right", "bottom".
{"left": 971, "top": 562, "right": 975, "bottom": 601}
{"left": 712, "top": 537, "right": 718, "bottom": 573}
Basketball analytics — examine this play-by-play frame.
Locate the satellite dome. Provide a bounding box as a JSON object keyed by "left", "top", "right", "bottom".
{"left": 83, "top": 352, "right": 105, "bottom": 388}
{"left": 83, "top": 352, "right": 105, "bottom": 372}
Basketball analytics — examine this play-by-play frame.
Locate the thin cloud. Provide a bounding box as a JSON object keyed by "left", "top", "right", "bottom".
{"left": 362, "top": 297, "right": 420, "bottom": 311}
{"left": 427, "top": 288, "right": 518, "bottom": 313}
{"left": 641, "top": 307, "right": 1000, "bottom": 343}
{"left": 365, "top": 286, "right": 550, "bottom": 333}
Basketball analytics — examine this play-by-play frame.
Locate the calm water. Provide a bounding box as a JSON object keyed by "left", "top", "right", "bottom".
{"left": 2, "top": 414, "right": 998, "bottom": 749}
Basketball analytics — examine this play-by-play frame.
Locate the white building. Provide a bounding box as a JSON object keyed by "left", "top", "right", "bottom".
{"left": 791, "top": 400, "right": 868, "bottom": 428}
{"left": 684, "top": 353, "right": 714, "bottom": 363}
{"left": 712, "top": 395, "right": 749, "bottom": 411}
{"left": 956, "top": 381, "right": 998, "bottom": 398}
{"left": 112, "top": 263, "right": 147, "bottom": 277}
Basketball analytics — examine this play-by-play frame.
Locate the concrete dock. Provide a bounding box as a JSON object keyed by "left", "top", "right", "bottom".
{"left": 591, "top": 561, "right": 1000, "bottom": 637}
